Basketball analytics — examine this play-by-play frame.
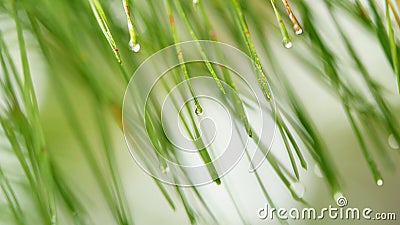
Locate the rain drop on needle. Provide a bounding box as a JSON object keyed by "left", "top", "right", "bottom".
{"left": 283, "top": 40, "right": 293, "bottom": 49}
{"left": 129, "top": 39, "right": 141, "bottom": 52}
{"left": 195, "top": 106, "right": 203, "bottom": 116}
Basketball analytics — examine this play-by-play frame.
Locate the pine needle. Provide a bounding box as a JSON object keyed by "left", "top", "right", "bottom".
{"left": 88, "top": 0, "right": 122, "bottom": 63}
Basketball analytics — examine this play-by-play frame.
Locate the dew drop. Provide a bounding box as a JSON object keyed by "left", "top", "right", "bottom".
{"left": 129, "top": 40, "right": 141, "bottom": 52}
{"left": 195, "top": 106, "right": 203, "bottom": 116}
{"left": 295, "top": 28, "right": 303, "bottom": 35}
{"left": 290, "top": 182, "right": 305, "bottom": 199}
{"left": 377, "top": 179, "right": 384, "bottom": 186}
{"left": 283, "top": 40, "right": 293, "bottom": 49}
{"left": 388, "top": 134, "right": 399, "bottom": 149}
{"left": 313, "top": 164, "right": 323, "bottom": 178}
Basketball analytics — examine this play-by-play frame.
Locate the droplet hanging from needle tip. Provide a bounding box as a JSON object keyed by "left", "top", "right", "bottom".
{"left": 129, "top": 39, "right": 140, "bottom": 52}
{"left": 195, "top": 106, "right": 203, "bottom": 116}
{"left": 377, "top": 179, "right": 384, "bottom": 186}
{"left": 295, "top": 26, "right": 303, "bottom": 35}
{"left": 281, "top": 0, "right": 303, "bottom": 35}
{"left": 283, "top": 39, "right": 293, "bottom": 49}
{"left": 123, "top": 0, "right": 140, "bottom": 53}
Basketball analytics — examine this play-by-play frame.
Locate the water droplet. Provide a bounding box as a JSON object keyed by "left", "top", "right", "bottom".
{"left": 377, "top": 179, "right": 384, "bottom": 186}
{"left": 388, "top": 134, "right": 399, "bottom": 149}
{"left": 313, "top": 164, "right": 323, "bottom": 178}
{"left": 129, "top": 40, "right": 140, "bottom": 52}
{"left": 195, "top": 106, "right": 203, "bottom": 116}
{"left": 295, "top": 28, "right": 303, "bottom": 35}
{"left": 290, "top": 182, "right": 305, "bottom": 199}
{"left": 283, "top": 40, "right": 293, "bottom": 49}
